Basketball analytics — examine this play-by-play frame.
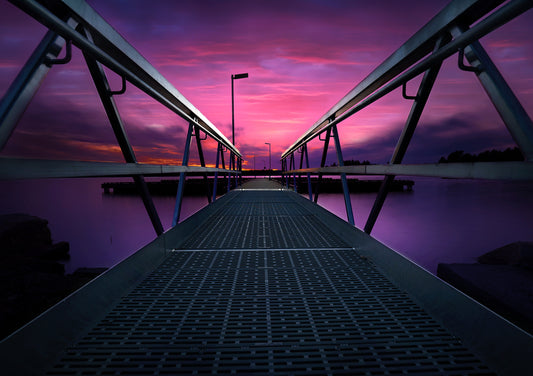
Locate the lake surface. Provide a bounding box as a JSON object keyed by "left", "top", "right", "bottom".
{"left": 1, "top": 177, "right": 532, "bottom": 274}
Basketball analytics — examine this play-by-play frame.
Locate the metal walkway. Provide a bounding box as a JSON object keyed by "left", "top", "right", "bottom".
{"left": 2, "top": 181, "right": 531, "bottom": 375}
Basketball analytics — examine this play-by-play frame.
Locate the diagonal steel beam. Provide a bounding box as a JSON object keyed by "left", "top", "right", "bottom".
{"left": 173, "top": 122, "right": 194, "bottom": 226}
{"left": 364, "top": 36, "right": 446, "bottom": 234}
{"left": 331, "top": 124, "right": 355, "bottom": 226}
{"left": 314, "top": 127, "right": 332, "bottom": 203}
{"left": 450, "top": 24, "right": 533, "bottom": 161}
{"left": 194, "top": 125, "right": 212, "bottom": 204}
{"left": 0, "top": 30, "right": 67, "bottom": 150}
{"left": 83, "top": 28, "right": 163, "bottom": 236}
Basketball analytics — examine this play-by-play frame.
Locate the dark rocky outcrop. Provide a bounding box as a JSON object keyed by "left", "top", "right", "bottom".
{"left": 438, "top": 242, "right": 533, "bottom": 334}
{"left": 477, "top": 241, "right": 533, "bottom": 270}
{"left": 0, "top": 214, "right": 106, "bottom": 340}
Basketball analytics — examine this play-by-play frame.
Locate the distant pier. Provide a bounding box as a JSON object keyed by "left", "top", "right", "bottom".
{"left": 102, "top": 176, "right": 414, "bottom": 195}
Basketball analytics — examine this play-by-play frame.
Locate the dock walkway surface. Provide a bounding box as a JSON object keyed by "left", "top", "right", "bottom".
{"left": 1, "top": 179, "right": 532, "bottom": 375}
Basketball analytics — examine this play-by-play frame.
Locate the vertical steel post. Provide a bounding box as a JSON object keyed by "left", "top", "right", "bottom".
{"left": 173, "top": 122, "right": 194, "bottom": 226}
{"left": 238, "top": 158, "right": 242, "bottom": 186}
{"left": 265, "top": 142, "right": 272, "bottom": 180}
{"left": 290, "top": 153, "right": 297, "bottom": 192}
{"left": 450, "top": 25, "right": 533, "bottom": 161}
{"left": 331, "top": 124, "right": 354, "bottom": 225}
{"left": 0, "top": 30, "right": 67, "bottom": 150}
{"left": 280, "top": 159, "right": 283, "bottom": 185}
{"left": 212, "top": 143, "right": 221, "bottom": 202}
{"left": 364, "top": 36, "right": 446, "bottom": 234}
{"left": 304, "top": 144, "right": 313, "bottom": 201}
{"left": 227, "top": 151, "right": 233, "bottom": 192}
{"left": 281, "top": 159, "right": 284, "bottom": 186}
{"left": 220, "top": 145, "right": 227, "bottom": 194}
{"left": 314, "top": 127, "right": 332, "bottom": 203}
{"left": 298, "top": 146, "right": 304, "bottom": 194}
{"left": 82, "top": 30, "right": 164, "bottom": 235}
{"left": 284, "top": 159, "right": 289, "bottom": 189}
{"left": 235, "top": 157, "right": 240, "bottom": 188}
{"left": 194, "top": 125, "right": 212, "bottom": 204}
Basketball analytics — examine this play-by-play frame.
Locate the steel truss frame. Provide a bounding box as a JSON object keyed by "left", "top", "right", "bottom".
{"left": 281, "top": 0, "right": 533, "bottom": 232}
{"left": 1, "top": 0, "right": 242, "bottom": 235}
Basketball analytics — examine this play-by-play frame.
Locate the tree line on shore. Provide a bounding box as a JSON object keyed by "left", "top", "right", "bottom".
{"left": 438, "top": 147, "right": 523, "bottom": 163}
{"left": 328, "top": 147, "right": 523, "bottom": 167}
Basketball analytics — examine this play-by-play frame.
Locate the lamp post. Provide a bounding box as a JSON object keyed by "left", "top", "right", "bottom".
{"left": 231, "top": 73, "right": 248, "bottom": 146}
{"left": 231, "top": 73, "right": 248, "bottom": 187}
{"left": 265, "top": 142, "right": 271, "bottom": 180}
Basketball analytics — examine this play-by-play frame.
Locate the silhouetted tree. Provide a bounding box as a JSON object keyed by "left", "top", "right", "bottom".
{"left": 438, "top": 147, "right": 524, "bottom": 163}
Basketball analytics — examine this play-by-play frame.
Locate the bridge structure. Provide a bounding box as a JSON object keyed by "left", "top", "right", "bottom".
{"left": 1, "top": 0, "right": 533, "bottom": 375}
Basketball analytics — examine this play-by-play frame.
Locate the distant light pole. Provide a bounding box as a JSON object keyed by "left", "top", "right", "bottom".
{"left": 231, "top": 73, "right": 248, "bottom": 146}
{"left": 265, "top": 142, "right": 271, "bottom": 180}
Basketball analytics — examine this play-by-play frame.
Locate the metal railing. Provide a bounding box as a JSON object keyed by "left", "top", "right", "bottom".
{"left": 281, "top": 0, "right": 533, "bottom": 232}
{"left": 0, "top": 0, "right": 243, "bottom": 234}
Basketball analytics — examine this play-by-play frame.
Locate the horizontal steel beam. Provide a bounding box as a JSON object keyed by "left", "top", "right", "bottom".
{"left": 283, "top": 161, "right": 533, "bottom": 181}
{"left": 9, "top": 0, "right": 241, "bottom": 158}
{"left": 0, "top": 158, "right": 241, "bottom": 180}
{"left": 282, "top": 0, "right": 524, "bottom": 158}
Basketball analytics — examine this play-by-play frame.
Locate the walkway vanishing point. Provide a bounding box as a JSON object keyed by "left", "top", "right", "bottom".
{"left": 1, "top": 180, "right": 532, "bottom": 375}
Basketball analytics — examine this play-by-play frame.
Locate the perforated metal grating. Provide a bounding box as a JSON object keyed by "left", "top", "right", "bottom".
{"left": 48, "top": 250, "right": 494, "bottom": 375}
{"left": 179, "top": 192, "right": 349, "bottom": 249}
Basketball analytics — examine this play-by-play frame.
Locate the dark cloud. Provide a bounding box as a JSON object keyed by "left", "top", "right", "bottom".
{"left": 404, "top": 116, "right": 516, "bottom": 163}
{"left": 2, "top": 95, "right": 189, "bottom": 163}
{"left": 333, "top": 115, "right": 517, "bottom": 165}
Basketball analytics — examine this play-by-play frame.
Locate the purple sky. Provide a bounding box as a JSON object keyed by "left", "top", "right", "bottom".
{"left": 1, "top": 0, "right": 532, "bottom": 169}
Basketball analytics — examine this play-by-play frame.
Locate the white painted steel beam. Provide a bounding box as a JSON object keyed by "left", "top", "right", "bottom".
{"left": 0, "top": 158, "right": 241, "bottom": 180}
{"left": 284, "top": 162, "right": 533, "bottom": 181}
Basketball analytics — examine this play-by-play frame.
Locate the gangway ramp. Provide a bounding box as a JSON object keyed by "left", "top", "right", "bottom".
{"left": 1, "top": 179, "right": 531, "bottom": 375}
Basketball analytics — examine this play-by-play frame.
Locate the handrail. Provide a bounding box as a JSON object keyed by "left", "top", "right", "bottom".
{"left": 282, "top": 0, "right": 515, "bottom": 159}
{"left": 280, "top": 0, "right": 533, "bottom": 234}
{"left": 2, "top": 0, "right": 244, "bottom": 234}
{"left": 9, "top": 0, "right": 241, "bottom": 158}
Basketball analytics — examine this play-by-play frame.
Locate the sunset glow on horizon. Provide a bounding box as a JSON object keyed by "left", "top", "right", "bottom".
{"left": 1, "top": 0, "right": 532, "bottom": 170}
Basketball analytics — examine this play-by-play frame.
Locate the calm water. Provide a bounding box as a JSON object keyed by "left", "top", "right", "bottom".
{"left": 316, "top": 178, "right": 533, "bottom": 272}
{"left": 1, "top": 177, "right": 532, "bottom": 274}
{"left": 0, "top": 178, "right": 208, "bottom": 272}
